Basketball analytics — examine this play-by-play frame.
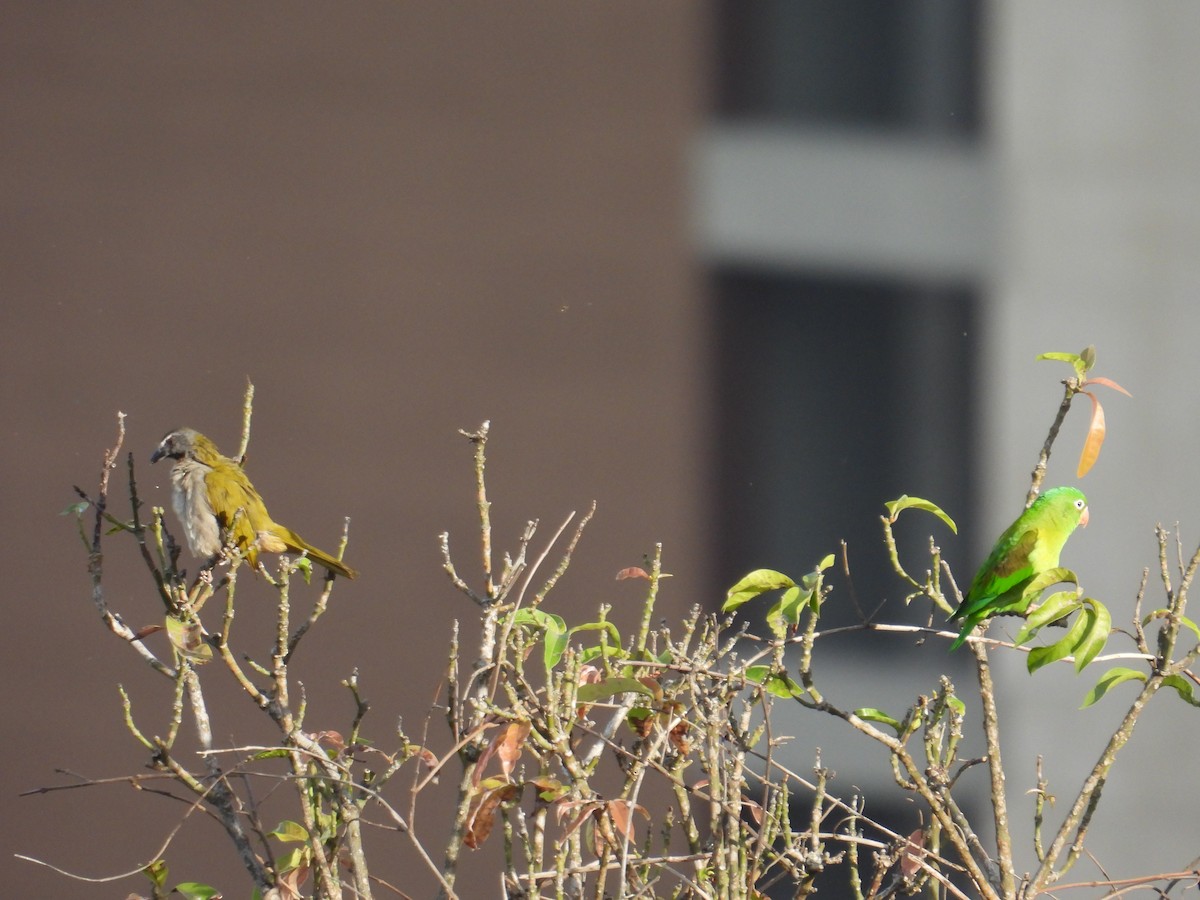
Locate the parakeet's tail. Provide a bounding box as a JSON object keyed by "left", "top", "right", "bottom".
{"left": 948, "top": 617, "right": 979, "bottom": 651}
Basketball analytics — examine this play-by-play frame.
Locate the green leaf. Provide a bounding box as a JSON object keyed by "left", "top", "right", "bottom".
{"left": 142, "top": 859, "right": 168, "bottom": 888}
{"left": 803, "top": 554, "right": 835, "bottom": 611}
{"left": 275, "top": 847, "right": 307, "bottom": 874}
{"left": 745, "top": 666, "right": 805, "bottom": 699}
{"left": 1079, "top": 344, "right": 1097, "bottom": 373}
{"left": 478, "top": 774, "right": 518, "bottom": 792}
{"left": 250, "top": 748, "right": 290, "bottom": 761}
{"left": 267, "top": 820, "right": 309, "bottom": 842}
{"left": 577, "top": 644, "right": 625, "bottom": 665}
{"left": 855, "top": 707, "right": 902, "bottom": 734}
{"left": 529, "top": 776, "right": 569, "bottom": 802}
{"left": 1037, "top": 350, "right": 1087, "bottom": 380}
{"left": 1141, "top": 609, "right": 1200, "bottom": 644}
{"left": 723, "top": 569, "right": 797, "bottom": 612}
{"left": 744, "top": 665, "right": 771, "bottom": 683}
{"left": 1015, "top": 591, "right": 1082, "bottom": 644}
{"left": 804, "top": 554, "right": 837, "bottom": 585}
{"left": 293, "top": 555, "right": 312, "bottom": 584}
{"left": 566, "top": 621, "right": 622, "bottom": 648}
{"left": 510, "top": 608, "right": 569, "bottom": 670}
{"left": 883, "top": 496, "right": 957, "bottom": 534}
{"left": 626, "top": 707, "right": 652, "bottom": 731}
{"left": 543, "top": 619, "right": 568, "bottom": 671}
{"left": 1020, "top": 568, "right": 1078, "bottom": 604}
{"left": 1162, "top": 674, "right": 1200, "bottom": 707}
{"left": 164, "top": 616, "right": 213, "bottom": 663}
{"left": 1080, "top": 667, "right": 1147, "bottom": 708}
{"left": 511, "top": 608, "right": 550, "bottom": 628}
{"left": 563, "top": 621, "right": 623, "bottom": 670}
{"left": 766, "top": 585, "right": 808, "bottom": 639}
{"left": 173, "top": 883, "right": 223, "bottom": 900}
{"left": 762, "top": 674, "right": 805, "bottom": 699}
{"left": 60, "top": 500, "right": 90, "bottom": 517}
{"left": 1027, "top": 609, "right": 1092, "bottom": 674}
{"left": 576, "top": 677, "right": 656, "bottom": 704}
{"left": 1072, "top": 599, "right": 1112, "bottom": 671}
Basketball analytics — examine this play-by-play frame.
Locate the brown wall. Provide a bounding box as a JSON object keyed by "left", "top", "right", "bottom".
{"left": 1, "top": 4, "right": 709, "bottom": 895}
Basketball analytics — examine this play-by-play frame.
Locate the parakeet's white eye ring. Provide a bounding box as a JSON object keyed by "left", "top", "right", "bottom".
{"left": 1074, "top": 499, "right": 1085, "bottom": 510}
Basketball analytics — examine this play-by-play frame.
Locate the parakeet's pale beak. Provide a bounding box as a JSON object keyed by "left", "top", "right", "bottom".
{"left": 1080, "top": 506, "right": 1090, "bottom": 527}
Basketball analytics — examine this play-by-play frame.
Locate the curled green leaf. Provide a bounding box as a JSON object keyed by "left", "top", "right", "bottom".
{"left": 766, "top": 585, "right": 809, "bottom": 639}
{"left": 1072, "top": 599, "right": 1112, "bottom": 672}
{"left": 1027, "top": 609, "right": 1091, "bottom": 674}
{"left": 1015, "top": 590, "right": 1082, "bottom": 644}
{"left": 293, "top": 555, "right": 313, "bottom": 584}
{"left": 510, "top": 608, "right": 569, "bottom": 670}
{"left": 854, "top": 707, "right": 902, "bottom": 734}
{"left": 1022, "top": 567, "right": 1078, "bottom": 600}
{"left": 1162, "top": 674, "right": 1200, "bottom": 707}
{"left": 1037, "top": 350, "right": 1087, "bottom": 380}
{"left": 1080, "top": 666, "right": 1146, "bottom": 708}
{"left": 576, "top": 677, "right": 656, "bottom": 704}
{"left": 142, "top": 859, "right": 168, "bottom": 888}
{"left": 745, "top": 665, "right": 805, "bottom": 699}
{"left": 883, "top": 495, "right": 958, "bottom": 534}
{"left": 1141, "top": 609, "right": 1200, "bottom": 644}
{"left": 173, "top": 883, "right": 223, "bottom": 900}
{"left": 567, "top": 621, "right": 621, "bottom": 646}
{"left": 267, "top": 820, "right": 310, "bottom": 842}
{"left": 577, "top": 644, "right": 625, "bottom": 665}
{"left": 1079, "top": 344, "right": 1097, "bottom": 372}
{"left": 164, "top": 616, "right": 213, "bottom": 663}
{"left": 251, "top": 748, "right": 291, "bottom": 761}
{"left": 723, "top": 569, "right": 797, "bottom": 612}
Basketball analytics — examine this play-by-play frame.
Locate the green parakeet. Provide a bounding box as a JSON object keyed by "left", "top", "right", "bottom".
{"left": 949, "top": 486, "right": 1088, "bottom": 650}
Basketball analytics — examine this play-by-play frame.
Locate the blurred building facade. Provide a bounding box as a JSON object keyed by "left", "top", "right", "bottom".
{"left": 696, "top": 1, "right": 1200, "bottom": 890}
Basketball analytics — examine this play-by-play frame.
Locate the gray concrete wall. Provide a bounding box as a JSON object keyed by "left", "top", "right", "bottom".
{"left": 987, "top": 0, "right": 1200, "bottom": 880}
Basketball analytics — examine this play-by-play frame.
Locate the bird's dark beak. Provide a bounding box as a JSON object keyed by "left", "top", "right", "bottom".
{"left": 150, "top": 444, "right": 166, "bottom": 464}
{"left": 1080, "top": 506, "right": 1090, "bottom": 528}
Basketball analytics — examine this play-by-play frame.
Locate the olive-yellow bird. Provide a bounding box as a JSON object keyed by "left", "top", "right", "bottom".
{"left": 150, "top": 427, "right": 357, "bottom": 579}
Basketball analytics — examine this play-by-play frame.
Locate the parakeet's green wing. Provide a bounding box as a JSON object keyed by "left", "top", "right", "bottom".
{"left": 951, "top": 527, "right": 1038, "bottom": 621}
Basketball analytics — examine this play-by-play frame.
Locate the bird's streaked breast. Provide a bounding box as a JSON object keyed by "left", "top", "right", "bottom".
{"left": 170, "top": 459, "right": 221, "bottom": 558}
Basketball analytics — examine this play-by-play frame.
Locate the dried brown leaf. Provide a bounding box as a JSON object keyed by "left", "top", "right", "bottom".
{"left": 900, "top": 828, "right": 925, "bottom": 879}
{"left": 616, "top": 566, "right": 650, "bottom": 581}
{"left": 497, "top": 721, "right": 530, "bottom": 779}
{"left": 464, "top": 783, "right": 520, "bottom": 849}
{"left": 1077, "top": 391, "right": 1106, "bottom": 477}
{"left": 1085, "top": 375, "right": 1132, "bottom": 397}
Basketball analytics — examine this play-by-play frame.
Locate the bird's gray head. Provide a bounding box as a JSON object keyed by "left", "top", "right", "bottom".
{"left": 150, "top": 427, "right": 201, "bottom": 463}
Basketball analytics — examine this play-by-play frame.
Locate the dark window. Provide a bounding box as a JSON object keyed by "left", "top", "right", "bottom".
{"left": 712, "top": 269, "right": 977, "bottom": 634}
{"left": 715, "top": 0, "right": 983, "bottom": 137}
